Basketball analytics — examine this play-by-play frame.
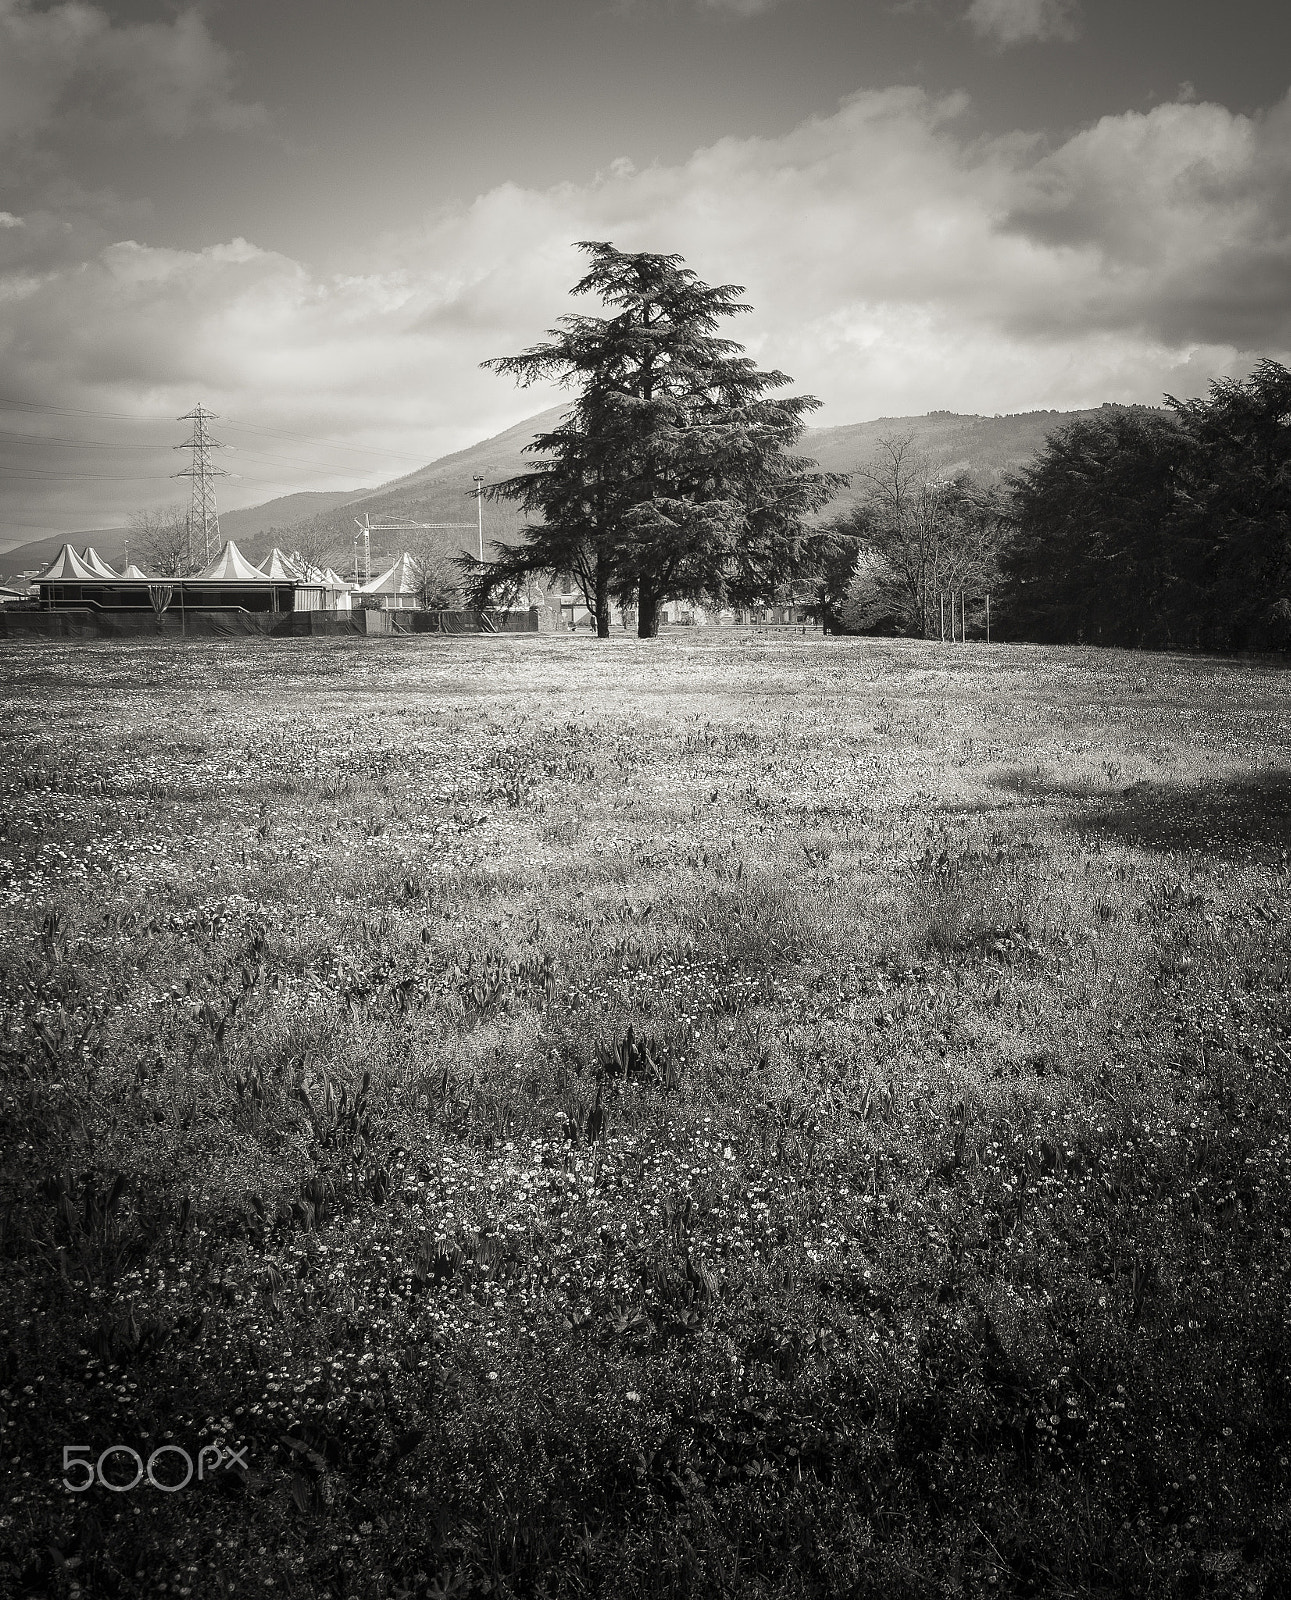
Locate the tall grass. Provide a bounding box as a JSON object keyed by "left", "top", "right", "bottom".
{"left": 1, "top": 635, "right": 1289, "bottom": 1598}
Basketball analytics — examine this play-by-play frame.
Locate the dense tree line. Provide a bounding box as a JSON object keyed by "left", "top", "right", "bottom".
{"left": 1002, "top": 360, "right": 1291, "bottom": 652}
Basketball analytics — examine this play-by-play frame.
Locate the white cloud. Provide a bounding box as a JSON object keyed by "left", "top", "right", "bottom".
{"left": 965, "top": 0, "right": 1080, "bottom": 47}
{"left": 695, "top": 0, "right": 794, "bottom": 13}
{"left": 3, "top": 84, "right": 1289, "bottom": 537}
{"left": 613, "top": 0, "right": 802, "bottom": 14}
{"left": 0, "top": 0, "right": 265, "bottom": 145}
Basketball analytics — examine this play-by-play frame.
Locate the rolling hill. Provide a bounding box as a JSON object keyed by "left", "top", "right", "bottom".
{"left": 0, "top": 403, "right": 1163, "bottom": 582}
{"left": 240, "top": 403, "right": 1147, "bottom": 578}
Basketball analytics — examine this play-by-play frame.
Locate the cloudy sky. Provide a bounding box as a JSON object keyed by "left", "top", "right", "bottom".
{"left": 1, "top": 0, "right": 1289, "bottom": 549}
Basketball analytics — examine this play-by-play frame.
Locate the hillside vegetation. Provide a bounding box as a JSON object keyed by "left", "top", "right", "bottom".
{"left": 0, "top": 405, "right": 1138, "bottom": 583}
{"left": 272, "top": 407, "right": 1138, "bottom": 577}
{"left": 2, "top": 634, "right": 1289, "bottom": 1598}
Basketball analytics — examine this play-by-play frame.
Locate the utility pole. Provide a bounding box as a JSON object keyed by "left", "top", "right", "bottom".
{"left": 354, "top": 515, "right": 372, "bottom": 585}
{"left": 174, "top": 404, "right": 228, "bottom": 568}
{"left": 986, "top": 592, "right": 991, "bottom": 644}
{"left": 940, "top": 592, "right": 945, "bottom": 642}
{"left": 473, "top": 476, "right": 484, "bottom": 561}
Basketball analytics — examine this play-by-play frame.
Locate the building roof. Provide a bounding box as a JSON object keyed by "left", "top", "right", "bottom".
{"left": 81, "top": 546, "right": 121, "bottom": 578}
{"left": 358, "top": 551, "right": 419, "bottom": 596}
{"left": 34, "top": 543, "right": 101, "bottom": 582}
{"left": 197, "top": 541, "right": 269, "bottom": 581}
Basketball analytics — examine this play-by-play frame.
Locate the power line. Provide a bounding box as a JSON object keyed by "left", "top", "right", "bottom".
{"left": 0, "top": 466, "right": 178, "bottom": 480}
{"left": 217, "top": 445, "right": 374, "bottom": 476}
{"left": 0, "top": 430, "right": 377, "bottom": 483}
{"left": 0, "top": 433, "right": 374, "bottom": 485}
{"left": 0, "top": 461, "right": 373, "bottom": 491}
{"left": 222, "top": 417, "right": 431, "bottom": 464}
{"left": 0, "top": 394, "right": 436, "bottom": 465}
{"left": 0, "top": 395, "right": 168, "bottom": 423}
{"left": 0, "top": 427, "right": 163, "bottom": 450}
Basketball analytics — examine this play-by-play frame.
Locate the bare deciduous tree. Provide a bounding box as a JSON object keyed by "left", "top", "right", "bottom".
{"left": 840, "top": 436, "right": 1006, "bottom": 636}
{"left": 128, "top": 505, "right": 196, "bottom": 577}
{"left": 407, "top": 536, "right": 462, "bottom": 609}
{"left": 266, "top": 521, "right": 342, "bottom": 574}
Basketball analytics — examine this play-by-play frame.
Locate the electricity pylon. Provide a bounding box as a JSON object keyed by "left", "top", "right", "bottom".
{"left": 174, "top": 404, "right": 228, "bottom": 568}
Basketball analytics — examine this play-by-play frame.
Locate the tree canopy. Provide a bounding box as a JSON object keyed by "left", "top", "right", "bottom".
{"left": 467, "top": 242, "right": 845, "bottom": 637}
{"left": 1002, "top": 361, "right": 1291, "bottom": 652}
{"left": 1002, "top": 408, "right": 1186, "bottom": 646}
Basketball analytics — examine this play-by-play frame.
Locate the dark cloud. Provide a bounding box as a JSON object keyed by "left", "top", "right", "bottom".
{"left": 2, "top": 7, "right": 1288, "bottom": 545}
{"left": 0, "top": 0, "right": 265, "bottom": 146}
{"left": 1002, "top": 94, "right": 1291, "bottom": 345}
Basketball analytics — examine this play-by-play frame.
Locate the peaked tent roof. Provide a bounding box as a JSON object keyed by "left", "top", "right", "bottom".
{"left": 121, "top": 563, "right": 151, "bottom": 580}
{"left": 323, "top": 567, "right": 352, "bottom": 590}
{"left": 358, "top": 551, "right": 419, "bottom": 596}
{"left": 81, "top": 546, "right": 120, "bottom": 578}
{"left": 197, "top": 541, "right": 269, "bottom": 581}
{"left": 34, "top": 543, "right": 100, "bottom": 582}
{"left": 262, "top": 548, "right": 304, "bottom": 580}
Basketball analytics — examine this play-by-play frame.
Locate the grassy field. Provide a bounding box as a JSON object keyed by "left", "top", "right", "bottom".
{"left": 2, "top": 632, "right": 1290, "bottom": 1599}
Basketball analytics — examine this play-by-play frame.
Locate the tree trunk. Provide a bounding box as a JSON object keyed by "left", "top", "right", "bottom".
{"left": 596, "top": 557, "right": 611, "bottom": 639}
{"left": 637, "top": 583, "right": 661, "bottom": 638}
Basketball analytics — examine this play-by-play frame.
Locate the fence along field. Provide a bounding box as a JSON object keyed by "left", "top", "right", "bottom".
{"left": 2, "top": 632, "right": 1290, "bottom": 1597}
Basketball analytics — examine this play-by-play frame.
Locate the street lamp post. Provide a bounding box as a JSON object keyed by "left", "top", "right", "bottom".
{"left": 473, "top": 476, "right": 484, "bottom": 561}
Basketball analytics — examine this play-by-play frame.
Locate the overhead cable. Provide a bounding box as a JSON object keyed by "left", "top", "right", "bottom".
{"left": 0, "top": 394, "right": 434, "bottom": 465}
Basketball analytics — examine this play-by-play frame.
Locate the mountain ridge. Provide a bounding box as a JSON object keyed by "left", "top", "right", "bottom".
{"left": 0, "top": 403, "right": 1162, "bottom": 581}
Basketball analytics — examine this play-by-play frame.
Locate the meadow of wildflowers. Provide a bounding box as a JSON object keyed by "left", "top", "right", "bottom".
{"left": 1, "top": 632, "right": 1289, "bottom": 1598}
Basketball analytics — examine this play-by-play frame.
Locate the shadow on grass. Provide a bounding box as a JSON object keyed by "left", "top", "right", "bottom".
{"left": 994, "top": 767, "right": 1291, "bottom": 860}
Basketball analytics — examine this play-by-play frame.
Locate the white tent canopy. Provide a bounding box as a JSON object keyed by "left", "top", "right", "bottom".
{"left": 262, "top": 547, "right": 305, "bottom": 580}
{"left": 358, "top": 551, "right": 419, "bottom": 598}
{"left": 120, "top": 563, "right": 150, "bottom": 580}
{"left": 198, "top": 541, "right": 269, "bottom": 581}
{"left": 35, "top": 544, "right": 101, "bottom": 582}
{"left": 81, "top": 547, "right": 120, "bottom": 578}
